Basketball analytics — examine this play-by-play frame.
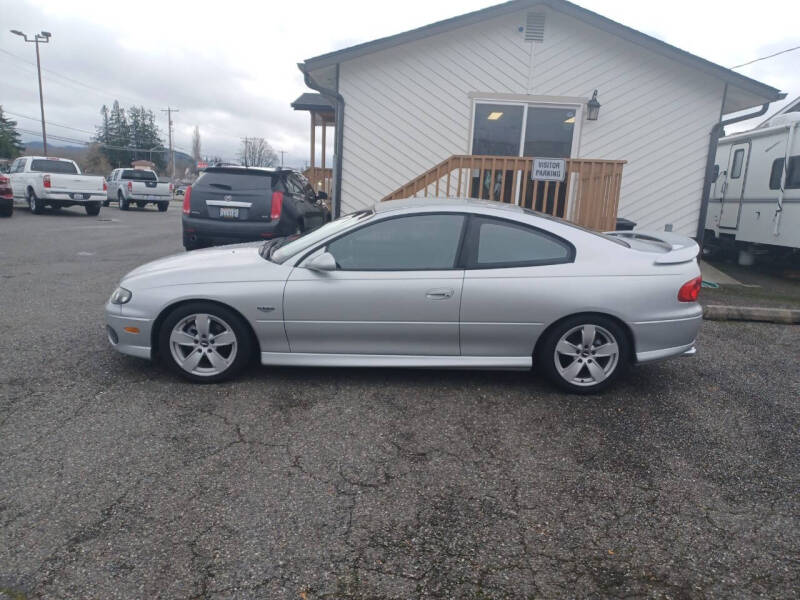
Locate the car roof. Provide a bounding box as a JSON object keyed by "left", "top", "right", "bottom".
{"left": 375, "top": 197, "right": 526, "bottom": 215}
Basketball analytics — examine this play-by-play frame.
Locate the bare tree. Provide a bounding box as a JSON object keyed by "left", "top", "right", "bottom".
{"left": 239, "top": 137, "right": 277, "bottom": 168}
{"left": 191, "top": 125, "right": 201, "bottom": 166}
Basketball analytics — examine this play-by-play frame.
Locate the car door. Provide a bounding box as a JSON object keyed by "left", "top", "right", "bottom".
{"left": 459, "top": 215, "right": 575, "bottom": 357}
{"left": 9, "top": 159, "right": 25, "bottom": 197}
{"left": 283, "top": 212, "right": 467, "bottom": 356}
{"left": 719, "top": 143, "right": 750, "bottom": 228}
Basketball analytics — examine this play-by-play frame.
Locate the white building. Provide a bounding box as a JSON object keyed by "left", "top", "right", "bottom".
{"left": 296, "top": 0, "right": 783, "bottom": 236}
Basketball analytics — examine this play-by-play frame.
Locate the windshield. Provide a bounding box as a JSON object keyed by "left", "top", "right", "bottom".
{"left": 269, "top": 210, "right": 374, "bottom": 263}
{"left": 30, "top": 159, "right": 79, "bottom": 174}
{"left": 121, "top": 170, "right": 157, "bottom": 181}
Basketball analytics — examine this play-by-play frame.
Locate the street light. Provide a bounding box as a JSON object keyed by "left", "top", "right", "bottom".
{"left": 10, "top": 29, "right": 52, "bottom": 153}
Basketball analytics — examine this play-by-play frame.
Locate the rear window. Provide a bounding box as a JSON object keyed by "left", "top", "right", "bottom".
{"left": 30, "top": 159, "right": 78, "bottom": 174}
{"left": 194, "top": 170, "right": 275, "bottom": 191}
{"left": 121, "top": 170, "right": 157, "bottom": 181}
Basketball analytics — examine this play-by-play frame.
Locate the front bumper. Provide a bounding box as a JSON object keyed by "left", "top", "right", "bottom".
{"left": 106, "top": 303, "right": 153, "bottom": 360}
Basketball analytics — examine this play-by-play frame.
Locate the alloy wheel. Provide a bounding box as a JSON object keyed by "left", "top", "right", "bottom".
{"left": 553, "top": 324, "right": 619, "bottom": 387}
{"left": 168, "top": 313, "right": 238, "bottom": 377}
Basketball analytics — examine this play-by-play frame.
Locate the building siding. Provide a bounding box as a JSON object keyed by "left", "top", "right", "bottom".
{"left": 337, "top": 7, "right": 725, "bottom": 235}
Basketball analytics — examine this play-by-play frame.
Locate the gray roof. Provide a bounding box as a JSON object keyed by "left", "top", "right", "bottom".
{"left": 301, "top": 0, "right": 783, "bottom": 107}
{"left": 291, "top": 93, "right": 335, "bottom": 112}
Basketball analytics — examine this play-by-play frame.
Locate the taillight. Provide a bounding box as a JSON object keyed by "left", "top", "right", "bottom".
{"left": 127, "top": 181, "right": 133, "bottom": 192}
{"left": 169, "top": 182, "right": 174, "bottom": 193}
{"left": 678, "top": 276, "right": 702, "bottom": 302}
{"left": 182, "top": 185, "right": 192, "bottom": 214}
{"left": 103, "top": 180, "right": 108, "bottom": 192}
{"left": 43, "top": 174, "right": 51, "bottom": 188}
{"left": 270, "top": 191, "right": 283, "bottom": 220}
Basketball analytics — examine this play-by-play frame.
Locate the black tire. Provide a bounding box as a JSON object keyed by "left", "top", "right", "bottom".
{"left": 119, "top": 193, "right": 129, "bottom": 211}
{"left": 85, "top": 202, "right": 101, "bottom": 216}
{"left": 102, "top": 199, "right": 110, "bottom": 207}
{"left": 0, "top": 204, "right": 12, "bottom": 218}
{"left": 158, "top": 302, "right": 253, "bottom": 383}
{"left": 157, "top": 201, "right": 168, "bottom": 212}
{"left": 136, "top": 200, "right": 146, "bottom": 209}
{"left": 28, "top": 189, "right": 44, "bottom": 214}
{"left": 183, "top": 238, "right": 205, "bottom": 251}
{"left": 538, "top": 314, "right": 630, "bottom": 394}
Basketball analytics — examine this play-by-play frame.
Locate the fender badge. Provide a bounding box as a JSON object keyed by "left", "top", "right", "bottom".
{"left": 257, "top": 306, "right": 275, "bottom": 313}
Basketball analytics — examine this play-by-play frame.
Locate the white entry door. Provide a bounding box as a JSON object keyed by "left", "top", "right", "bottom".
{"left": 719, "top": 143, "right": 749, "bottom": 228}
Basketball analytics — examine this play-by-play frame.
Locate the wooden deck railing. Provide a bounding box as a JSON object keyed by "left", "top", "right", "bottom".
{"left": 381, "top": 155, "right": 626, "bottom": 231}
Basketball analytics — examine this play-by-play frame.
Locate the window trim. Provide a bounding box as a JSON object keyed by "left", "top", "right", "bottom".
{"left": 730, "top": 148, "right": 745, "bottom": 179}
{"left": 461, "top": 214, "right": 576, "bottom": 270}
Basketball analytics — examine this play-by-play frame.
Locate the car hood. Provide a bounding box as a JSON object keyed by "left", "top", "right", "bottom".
{"left": 121, "top": 242, "right": 287, "bottom": 288}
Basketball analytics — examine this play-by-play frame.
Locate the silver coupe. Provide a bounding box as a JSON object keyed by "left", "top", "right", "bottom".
{"left": 105, "top": 198, "right": 702, "bottom": 393}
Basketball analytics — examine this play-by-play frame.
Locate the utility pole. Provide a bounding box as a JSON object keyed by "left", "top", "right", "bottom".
{"left": 10, "top": 29, "right": 51, "bottom": 154}
{"left": 279, "top": 150, "right": 285, "bottom": 168}
{"left": 161, "top": 107, "right": 179, "bottom": 179}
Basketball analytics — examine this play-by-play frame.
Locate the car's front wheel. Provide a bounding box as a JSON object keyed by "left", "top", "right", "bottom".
{"left": 539, "top": 315, "right": 630, "bottom": 394}
{"left": 158, "top": 303, "right": 253, "bottom": 383}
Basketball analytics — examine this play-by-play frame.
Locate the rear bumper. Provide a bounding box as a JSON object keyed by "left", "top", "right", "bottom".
{"left": 43, "top": 191, "right": 105, "bottom": 202}
{"left": 631, "top": 311, "right": 703, "bottom": 364}
{"left": 182, "top": 214, "right": 293, "bottom": 244}
{"left": 128, "top": 194, "right": 170, "bottom": 202}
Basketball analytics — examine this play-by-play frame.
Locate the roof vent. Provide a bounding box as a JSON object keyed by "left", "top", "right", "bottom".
{"left": 525, "top": 12, "right": 545, "bottom": 42}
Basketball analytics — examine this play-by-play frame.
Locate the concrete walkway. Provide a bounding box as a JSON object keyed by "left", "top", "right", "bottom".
{"left": 700, "top": 260, "right": 741, "bottom": 285}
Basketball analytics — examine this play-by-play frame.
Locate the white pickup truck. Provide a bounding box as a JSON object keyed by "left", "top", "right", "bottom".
{"left": 105, "top": 168, "right": 171, "bottom": 211}
{"left": 8, "top": 156, "right": 106, "bottom": 215}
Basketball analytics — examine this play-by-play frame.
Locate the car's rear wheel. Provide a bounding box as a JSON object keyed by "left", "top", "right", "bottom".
{"left": 102, "top": 199, "right": 110, "bottom": 207}
{"left": 0, "top": 204, "right": 12, "bottom": 218}
{"left": 157, "top": 201, "right": 168, "bottom": 212}
{"left": 85, "top": 202, "right": 101, "bottom": 216}
{"left": 28, "top": 189, "right": 44, "bottom": 214}
{"left": 119, "top": 193, "right": 129, "bottom": 211}
{"left": 158, "top": 303, "right": 253, "bottom": 383}
{"left": 539, "top": 315, "right": 630, "bottom": 394}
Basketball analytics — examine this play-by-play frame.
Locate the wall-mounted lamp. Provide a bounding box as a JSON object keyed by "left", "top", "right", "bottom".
{"left": 586, "top": 90, "right": 601, "bottom": 121}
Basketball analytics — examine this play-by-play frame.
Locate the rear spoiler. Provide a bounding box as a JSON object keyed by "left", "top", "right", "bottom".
{"left": 605, "top": 231, "right": 699, "bottom": 264}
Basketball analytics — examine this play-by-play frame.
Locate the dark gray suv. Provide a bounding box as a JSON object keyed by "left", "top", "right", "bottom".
{"left": 182, "top": 166, "right": 329, "bottom": 250}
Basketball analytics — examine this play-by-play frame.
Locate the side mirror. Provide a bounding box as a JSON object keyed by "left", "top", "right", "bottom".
{"left": 316, "top": 191, "right": 328, "bottom": 201}
{"left": 306, "top": 251, "right": 337, "bottom": 272}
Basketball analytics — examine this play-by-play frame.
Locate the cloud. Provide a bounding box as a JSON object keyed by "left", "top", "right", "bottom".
{"left": 2, "top": 0, "right": 798, "bottom": 164}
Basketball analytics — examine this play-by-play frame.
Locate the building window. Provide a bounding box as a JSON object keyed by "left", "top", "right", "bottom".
{"left": 769, "top": 156, "right": 800, "bottom": 190}
{"left": 730, "top": 149, "right": 745, "bottom": 179}
{"left": 471, "top": 104, "right": 524, "bottom": 156}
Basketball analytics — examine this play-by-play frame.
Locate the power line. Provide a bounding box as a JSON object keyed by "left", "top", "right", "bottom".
{"left": 4, "top": 109, "right": 96, "bottom": 135}
{"left": 730, "top": 44, "right": 800, "bottom": 69}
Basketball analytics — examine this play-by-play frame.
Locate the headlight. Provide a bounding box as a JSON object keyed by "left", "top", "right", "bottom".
{"left": 110, "top": 287, "right": 132, "bottom": 305}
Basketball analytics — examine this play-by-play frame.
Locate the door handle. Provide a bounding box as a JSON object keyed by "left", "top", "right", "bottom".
{"left": 426, "top": 288, "right": 454, "bottom": 299}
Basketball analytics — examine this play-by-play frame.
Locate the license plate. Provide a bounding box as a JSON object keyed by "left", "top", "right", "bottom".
{"left": 219, "top": 207, "right": 239, "bottom": 218}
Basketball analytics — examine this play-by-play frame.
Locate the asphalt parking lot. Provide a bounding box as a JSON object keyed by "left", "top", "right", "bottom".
{"left": 1, "top": 204, "right": 799, "bottom": 599}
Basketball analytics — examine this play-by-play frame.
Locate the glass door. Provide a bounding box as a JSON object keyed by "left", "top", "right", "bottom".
{"left": 470, "top": 102, "right": 578, "bottom": 213}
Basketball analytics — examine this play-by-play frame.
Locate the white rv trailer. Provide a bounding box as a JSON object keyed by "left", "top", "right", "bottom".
{"left": 704, "top": 112, "right": 800, "bottom": 261}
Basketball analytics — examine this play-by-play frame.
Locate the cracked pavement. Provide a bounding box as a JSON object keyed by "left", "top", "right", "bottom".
{"left": 1, "top": 207, "right": 799, "bottom": 599}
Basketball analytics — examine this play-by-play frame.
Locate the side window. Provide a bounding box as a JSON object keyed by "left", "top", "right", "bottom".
{"left": 465, "top": 216, "right": 573, "bottom": 269}
{"left": 285, "top": 176, "right": 302, "bottom": 195}
{"left": 326, "top": 214, "right": 465, "bottom": 270}
{"left": 8, "top": 159, "right": 18, "bottom": 173}
{"left": 730, "top": 149, "right": 745, "bottom": 179}
{"left": 769, "top": 156, "right": 800, "bottom": 190}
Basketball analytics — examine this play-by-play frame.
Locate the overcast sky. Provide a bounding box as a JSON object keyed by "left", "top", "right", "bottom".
{"left": 1, "top": 0, "right": 798, "bottom": 167}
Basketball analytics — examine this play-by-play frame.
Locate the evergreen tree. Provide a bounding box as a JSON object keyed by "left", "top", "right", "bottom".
{"left": 0, "top": 106, "right": 25, "bottom": 159}
{"left": 94, "top": 101, "right": 165, "bottom": 170}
